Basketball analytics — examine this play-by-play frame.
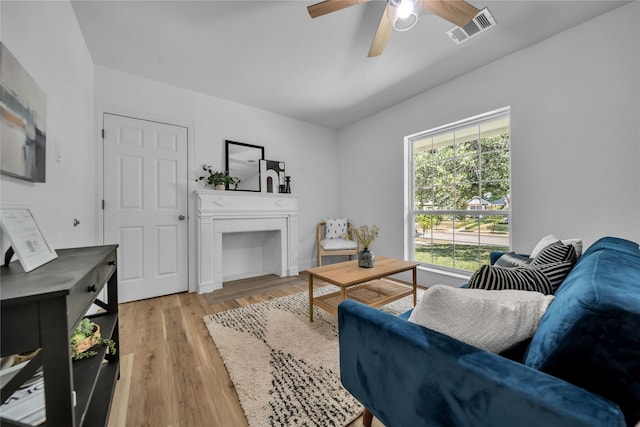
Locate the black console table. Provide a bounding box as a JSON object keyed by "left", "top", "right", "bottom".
{"left": 1, "top": 245, "right": 120, "bottom": 426}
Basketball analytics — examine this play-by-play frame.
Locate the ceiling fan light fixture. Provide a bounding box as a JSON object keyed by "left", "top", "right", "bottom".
{"left": 389, "top": 0, "right": 419, "bottom": 32}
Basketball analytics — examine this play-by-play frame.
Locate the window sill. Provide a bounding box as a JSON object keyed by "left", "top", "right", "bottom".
{"left": 417, "top": 264, "right": 472, "bottom": 281}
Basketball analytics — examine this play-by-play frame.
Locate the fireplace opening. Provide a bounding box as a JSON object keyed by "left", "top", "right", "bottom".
{"left": 221, "top": 230, "right": 283, "bottom": 282}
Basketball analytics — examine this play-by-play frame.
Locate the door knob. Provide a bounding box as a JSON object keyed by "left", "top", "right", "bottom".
{"left": 178, "top": 215, "right": 186, "bottom": 221}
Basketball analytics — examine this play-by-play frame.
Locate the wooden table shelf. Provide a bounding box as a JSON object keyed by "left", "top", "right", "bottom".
{"left": 306, "top": 256, "right": 419, "bottom": 321}
{"left": 313, "top": 278, "right": 415, "bottom": 316}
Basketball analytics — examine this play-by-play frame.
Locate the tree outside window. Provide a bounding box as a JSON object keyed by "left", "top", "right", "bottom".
{"left": 409, "top": 109, "right": 510, "bottom": 272}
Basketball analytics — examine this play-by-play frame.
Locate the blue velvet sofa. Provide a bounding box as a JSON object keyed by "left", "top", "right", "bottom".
{"left": 338, "top": 236, "right": 640, "bottom": 427}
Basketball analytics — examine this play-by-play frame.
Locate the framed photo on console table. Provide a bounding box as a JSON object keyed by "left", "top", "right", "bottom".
{"left": 0, "top": 208, "right": 57, "bottom": 272}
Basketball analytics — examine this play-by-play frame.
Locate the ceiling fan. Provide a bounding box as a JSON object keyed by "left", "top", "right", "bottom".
{"left": 307, "top": 0, "right": 480, "bottom": 57}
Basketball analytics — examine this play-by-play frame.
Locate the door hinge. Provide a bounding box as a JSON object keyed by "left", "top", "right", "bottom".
{"left": 101, "top": 129, "right": 105, "bottom": 139}
{"left": 102, "top": 200, "right": 105, "bottom": 210}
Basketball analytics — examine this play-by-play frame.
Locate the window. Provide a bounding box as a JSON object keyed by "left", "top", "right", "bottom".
{"left": 406, "top": 107, "right": 511, "bottom": 273}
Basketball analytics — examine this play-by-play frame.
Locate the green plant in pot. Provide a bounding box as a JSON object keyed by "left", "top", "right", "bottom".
{"left": 71, "top": 318, "right": 117, "bottom": 361}
{"left": 196, "top": 164, "right": 241, "bottom": 190}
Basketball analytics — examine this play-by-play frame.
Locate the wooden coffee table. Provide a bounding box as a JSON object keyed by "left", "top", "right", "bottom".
{"left": 306, "top": 256, "right": 419, "bottom": 321}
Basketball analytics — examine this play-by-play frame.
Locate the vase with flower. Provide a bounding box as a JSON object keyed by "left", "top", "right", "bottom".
{"left": 349, "top": 224, "right": 380, "bottom": 268}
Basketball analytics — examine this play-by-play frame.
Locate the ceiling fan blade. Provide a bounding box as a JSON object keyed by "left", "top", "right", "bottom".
{"left": 421, "top": 0, "right": 479, "bottom": 27}
{"left": 307, "top": 0, "right": 371, "bottom": 18}
{"left": 368, "top": 4, "right": 393, "bottom": 57}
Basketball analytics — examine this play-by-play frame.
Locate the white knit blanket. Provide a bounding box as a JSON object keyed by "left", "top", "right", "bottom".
{"left": 408, "top": 285, "right": 554, "bottom": 353}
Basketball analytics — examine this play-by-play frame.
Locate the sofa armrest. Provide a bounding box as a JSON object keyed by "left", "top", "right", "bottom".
{"left": 489, "top": 251, "right": 506, "bottom": 265}
{"left": 490, "top": 251, "right": 530, "bottom": 265}
{"left": 338, "top": 300, "right": 625, "bottom": 427}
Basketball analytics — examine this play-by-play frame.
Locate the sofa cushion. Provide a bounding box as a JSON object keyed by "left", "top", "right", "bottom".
{"left": 324, "top": 218, "right": 348, "bottom": 240}
{"left": 467, "top": 261, "right": 573, "bottom": 295}
{"left": 408, "top": 285, "right": 554, "bottom": 353}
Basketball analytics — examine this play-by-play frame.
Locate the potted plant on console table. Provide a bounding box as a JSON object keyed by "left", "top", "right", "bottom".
{"left": 196, "top": 164, "right": 240, "bottom": 190}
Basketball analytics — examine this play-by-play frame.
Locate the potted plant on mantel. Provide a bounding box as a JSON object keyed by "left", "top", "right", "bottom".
{"left": 196, "top": 164, "right": 240, "bottom": 190}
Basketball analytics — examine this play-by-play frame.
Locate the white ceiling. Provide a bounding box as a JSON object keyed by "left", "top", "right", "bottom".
{"left": 71, "top": 0, "right": 628, "bottom": 129}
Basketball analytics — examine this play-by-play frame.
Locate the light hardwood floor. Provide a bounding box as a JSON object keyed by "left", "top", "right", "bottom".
{"left": 107, "top": 274, "right": 384, "bottom": 427}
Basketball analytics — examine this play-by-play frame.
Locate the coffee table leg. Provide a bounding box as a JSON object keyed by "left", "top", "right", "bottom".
{"left": 413, "top": 266, "right": 417, "bottom": 306}
{"left": 309, "top": 274, "right": 314, "bottom": 322}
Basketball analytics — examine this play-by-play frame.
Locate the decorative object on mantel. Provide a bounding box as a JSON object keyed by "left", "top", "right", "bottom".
{"left": 259, "top": 160, "right": 286, "bottom": 193}
{"left": 285, "top": 176, "right": 292, "bottom": 194}
{"left": 348, "top": 224, "right": 380, "bottom": 268}
{"left": 195, "top": 164, "right": 240, "bottom": 190}
{"left": 225, "top": 140, "right": 264, "bottom": 192}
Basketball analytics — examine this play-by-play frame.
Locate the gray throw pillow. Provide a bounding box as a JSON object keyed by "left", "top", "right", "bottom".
{"left": 494, "top": 252, "right": 533, "bottom": 268}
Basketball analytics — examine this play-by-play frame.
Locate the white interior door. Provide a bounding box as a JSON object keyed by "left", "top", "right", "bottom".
{"left": 103, "top": 113, "right": 188, "bottom": 303}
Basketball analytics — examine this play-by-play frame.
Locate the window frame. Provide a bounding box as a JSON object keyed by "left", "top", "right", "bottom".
{"left": 404, "top": 107, "right": 511, "bottom": 275}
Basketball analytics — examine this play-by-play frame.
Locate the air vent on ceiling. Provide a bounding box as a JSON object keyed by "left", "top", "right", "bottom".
{"left": 446, "top": 8, "right": 496, "bottom": 45}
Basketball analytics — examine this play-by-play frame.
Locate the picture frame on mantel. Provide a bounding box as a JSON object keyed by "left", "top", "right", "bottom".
{"left": 225, "top": 140, "right": 264, "bottom": 192}
{"left": 0, "top": 208, "right": 57, "bottom": 272}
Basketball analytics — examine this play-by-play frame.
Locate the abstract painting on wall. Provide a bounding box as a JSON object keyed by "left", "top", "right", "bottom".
{"left": 1, "top": 42, "right": 47, "bottom": 182}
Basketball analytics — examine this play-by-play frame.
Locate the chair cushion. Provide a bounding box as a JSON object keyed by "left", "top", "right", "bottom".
{"left": 408, "top": 285, "right": 554, "bottom": 353}
{"left": 321, "top": 238, "right": 357, "bottom": 251}
{"left": 324, "top": 218, "right": 348, "bottom": 240}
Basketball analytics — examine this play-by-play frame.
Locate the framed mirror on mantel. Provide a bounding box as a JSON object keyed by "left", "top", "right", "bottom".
{"left": 225, "top": 140, "right": 264, "bottom": 192}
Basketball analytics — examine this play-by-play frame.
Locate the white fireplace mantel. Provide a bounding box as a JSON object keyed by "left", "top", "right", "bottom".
{"left": 196, "top": 190, "right": 299, "bottom": 293}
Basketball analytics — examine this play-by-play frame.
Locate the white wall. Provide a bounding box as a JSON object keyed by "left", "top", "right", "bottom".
{"left": 337, "top": 2, "right": 640, "bottom": 286}
{"left": 94, "top": 66, "right": 339, "bottom": 281}
{"left": 0, "top": 1, "right": 97, "bottom": 250}
{"left": 3, "top": 1, "right": 637, "bottom": 291}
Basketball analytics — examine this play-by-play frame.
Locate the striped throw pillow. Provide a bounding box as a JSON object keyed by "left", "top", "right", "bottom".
{"left": 535, "top": 261, "right": 575, "bottom": 291}
{"left": 468, "top": 261, "right": 574, "bottom": 295}
{"left": 530, "top": 241, "right": 577, "bottom": 267}
{"left": 494, "top": 252, "right": 533, "bottom": 268}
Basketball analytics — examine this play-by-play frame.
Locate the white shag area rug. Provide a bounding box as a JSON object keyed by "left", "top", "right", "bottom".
{"left": 203, "top": 286, "right": 421, "bottom": 427}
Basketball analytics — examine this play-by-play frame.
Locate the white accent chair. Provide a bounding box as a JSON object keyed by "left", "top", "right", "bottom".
{"left": 317, "top": 220, "right": 359, "bottom": 266}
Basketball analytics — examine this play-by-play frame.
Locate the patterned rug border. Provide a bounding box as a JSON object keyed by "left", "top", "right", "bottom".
{"left": 203, "top": 286, "right": 421, "bottom": 427}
